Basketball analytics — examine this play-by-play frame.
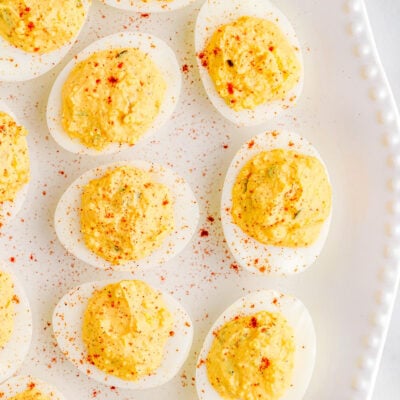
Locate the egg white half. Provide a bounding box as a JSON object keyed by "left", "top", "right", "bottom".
{"left": 195, "top": 0, "right": 304, "bottom": 126}
{"left": 102, "top": 0, "right": 195, "bottom": 13}
{"left": 0, "top": 375, "right": 66, "bottom": 399}
{"left": 221, "top": 130, "right": 332, "bottom": 275}
{"left": 196, "top": 290, "right": 316, "bottom": 400}
{"left": 0, "top": 101, "right": 30, "bottom": 225}
{"left": 0, "top": 0, "right": 91, "bottom": 82}
{"left": 0, "top": 264, "right": 32, "bottom": 384}
{"left": 47, "top": 32, "right": 182, "bottom": 155}
{"left": 53, "top": 279, "right": 194, "bottom": 390}
{"left": 54, "top": 160, "right": 199, "bottom": 271}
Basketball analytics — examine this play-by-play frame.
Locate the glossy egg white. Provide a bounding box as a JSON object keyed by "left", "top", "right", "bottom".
{"left": 196, "top": 290, "right": 316, "bottom": 400}
{"left": 47, "top": 32, "right": 181, "bottom": 155}
{"left": 53, "top": 279, "right": 194, "bottom": 389}
{"left": 195, "top": 0, "right": 304, "bottom": 126}
{"left": 0, "top": 0, "right": 91, "bottom": 82}
{"left": 0, "top": 101, "right": 30, "bottom": 224}
{"left": 221, "top": 130, "right": 332, "bottom": 275}
{"left": 102, "top": 0, "right": 195, "bottom": 13}
{"left": 0, "top": 264, "right": 32, "bottom": 384}
{"left": 0, "top": 375, "right": 66, "bottom": 399}
{"left": 54, "top": 160, "right": 199, "bottom": 271}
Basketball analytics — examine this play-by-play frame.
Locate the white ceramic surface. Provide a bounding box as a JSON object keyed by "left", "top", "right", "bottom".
{"left": 363, "top": 1, "right": 400, "bottom": 399}
{"left": 0, "top": 1, "right": 398, "bottom": 399}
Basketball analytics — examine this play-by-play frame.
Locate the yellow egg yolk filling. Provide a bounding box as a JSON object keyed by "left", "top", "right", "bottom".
{"left": 231, "top": 149, "right": 332, "bottom": 247}
{"left": 0, "top": 111, "right": 30, "bottom": 222}
{"left": 8, "top": 387, "right": 52, "bottom": 400}
{"left": 0, "top": 270, "right": 15, "bottom": 349}
{"left": 80, "top": 166, "right": 175, "bottom": 265}
{"left": 82, "top": 280, "right": 174, "bottom": 381}
{"left": 203, "top": 16, "right": 301, "bottom": 111}
{"left": 206, "top": 311, "right": 295, "bottom": 400}
{"left": 0, "top": 0, "right": 87, "bottom": 54}
{"left": 61, "top": 48, "right": 166, "bottom": 151}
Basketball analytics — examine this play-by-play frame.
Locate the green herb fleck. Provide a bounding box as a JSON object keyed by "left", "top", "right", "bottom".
{"left": 117, "top": 50, "right": 128, "bottom": 58}
{"left": 75, "top": 111, "right": 88, "bottom": 117}
{"left": 267, "top": 165, "right": 277, "bottom": 178}
{"left": 293, "top": 209, "right": 301, "bottom": 219}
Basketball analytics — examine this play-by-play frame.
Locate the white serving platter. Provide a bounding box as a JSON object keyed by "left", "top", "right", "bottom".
{"left": 0, "top": 0, "right": 398, "bottom": 399}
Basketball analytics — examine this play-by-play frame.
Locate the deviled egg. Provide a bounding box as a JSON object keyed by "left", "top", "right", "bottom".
{"left": 0, "top": 101, "right": 30, "bottom": 226}
{"left": 102, "top": 0, "right": 195, "bottom": 13}
{"left": 53, "top": 279, "right": 193, "bottom": 389}
{"left": 221, "top": 131, "right": 332, "bottom": 275}
{"left": 54, "top": 160, "right": 199, "bottom": 271}
{"left": 0, "top": 375, "right": 66, "bottom": 400}
{"left": 0, "top": 264, "right": 32, "bottom": 384}
{"left": 47, "top": 32, "right": 181, "bottom": 155}
{"left": 196, "top": 290, "right": 316, "bottom": 400}
{"left": 0, "top": 0, "right": 91, "bottom": 81}
{"left": 195, "top": 0, "right": 303, "bottom": 126}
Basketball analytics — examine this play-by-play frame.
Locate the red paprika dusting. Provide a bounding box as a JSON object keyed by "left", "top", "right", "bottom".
{"left": 27, "top": 21, "right": 35, "bottom": 30}
{"left": 200, "top": 229, "right": 209, "bottom": 237}
{"left": 28, "top": 382, "right": 35, "bottom": 390}
{"left": 117, "top": 62, "right": 124, "bottom": 68}
{"left": 107, "top": 96, "right": 112, "bottom": 104}
{"left": 197, "top": 359, "right": 206, "bottom": 368}
{"left": 207, "top": 216, "right": 215, "bottom": 223}
{"left": 230, "top": 263, "right": 239, "bottom": 272}
{"left": 169, "top": 331, "right": 175, "bottom": 336}
{"left": 198, "top": 52, "right": 208, "bottom": 67}
{"left": 227, "top": 82, "right": 234, "bottom": 94}
{"left": 248, "top": 140, "right": 255, "bottom": 148}
{"left": 223, "top": 144, "right": 229, "bottom": 149}
{"left": 9, "top": 257, "right": 15, "bottom": 263}
{"left": 250, "top": 317, "right": 258, "bottom": 328}
{"left": 108, "top": 76, "right": 118, "bottom": 84}
{"left": 182, "top": 64, "right": 189, "bottom": 73}
{"left": 141, "top": 13, "right": 150, "bottom": 18}
{"left": 162, "top": 200, "right": 169, "bottom": 206}
{"left": 269, "top": 46, "right": 275, "bottom": 52}
{"left": 260, "top": 357, "right": 270, "bottom": 371}
{"left": 95, "top": 78, "right": 101, "bottom": 84}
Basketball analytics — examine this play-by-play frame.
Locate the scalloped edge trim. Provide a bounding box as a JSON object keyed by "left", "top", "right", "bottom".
{"left": 345, "top": 1, "right": 400, "bottom": 399}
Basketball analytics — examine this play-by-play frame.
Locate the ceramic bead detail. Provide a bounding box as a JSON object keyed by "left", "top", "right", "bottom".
{"left": 0, "top": 1, "right": 398, "bottom": 399}
{"left": 347, "top": 0, "right": 400, "bottom": 397}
